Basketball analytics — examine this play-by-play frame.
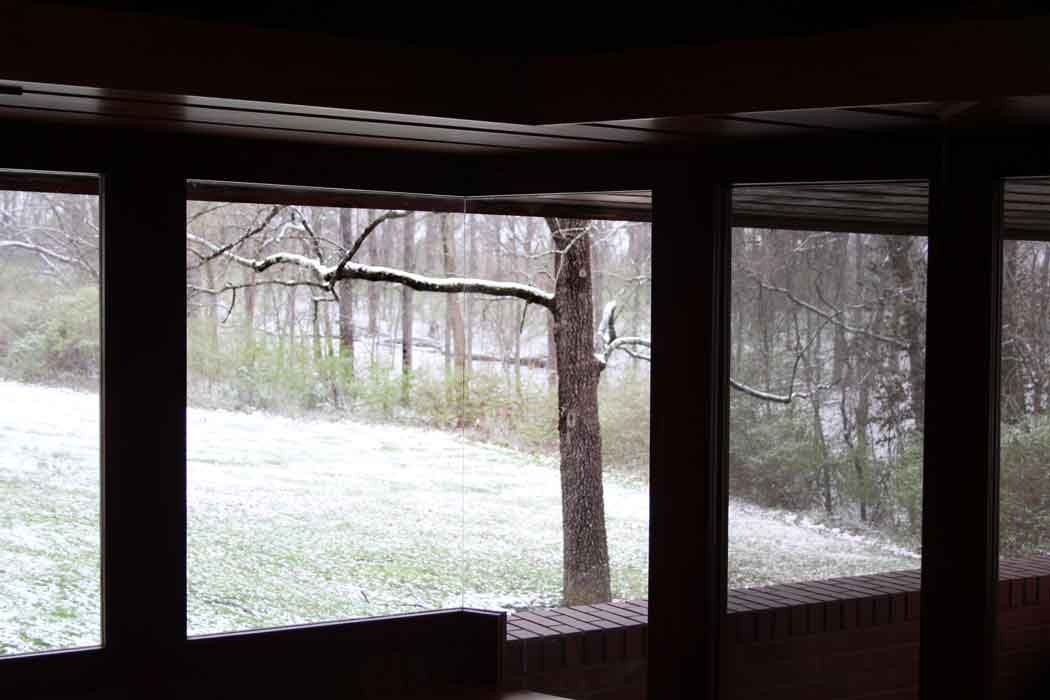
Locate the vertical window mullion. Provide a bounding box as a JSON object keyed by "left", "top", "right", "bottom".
{"left": 101, "top": 166, "right": 187, "bottom": 681}
{"left": 648, "top": 165, "right": 729, "bottom": 699}
{"left": 920, "top": 142, "right": 1001, "bottom": 698}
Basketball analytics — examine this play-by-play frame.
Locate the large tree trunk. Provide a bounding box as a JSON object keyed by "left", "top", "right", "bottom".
{"left": 401, "top": 213, "right": 415, "bottom": 404}
{"left": 367, "top": 209, "right": 380, "bottom": 340}
{"left": 311, "top": 297, "right": 322, "bottom": 364}
{"left": 1035, "top": 244, "right": 1050, "bottom": 414}
{"left": 338, "top": 208, "right": 355, "bottom": 374}
{"left": 547, "top": 217, "right": 611, "bottom": 606}
{"left": 546, "top": 313, "right": 558, "bottom": 389}
{"left": 440, "top": 215, "right": 467, "bottom": 380}
{"left": 885, "top": 236, "right": 926, "bottom": 431}
{"left": 1002, "top": 239, "right": 1026, "bottom": 422}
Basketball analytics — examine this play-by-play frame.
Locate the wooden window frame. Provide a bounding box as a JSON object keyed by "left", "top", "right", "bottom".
{"left": 0, "top": 119, "right": 1038, "bottom": 700}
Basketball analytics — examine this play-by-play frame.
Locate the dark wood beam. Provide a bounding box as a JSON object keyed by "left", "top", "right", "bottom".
{"left": 648, "top": 166, "right": 729, "bottom": 699}
{"left": 101, "top": 163, "right": 188, "bottom": 690}
{"left": 920, "top": 140, "right": 1001, "bottom": 699}
{"left": 4, "top": 5, "right": 1050, "bottom": 125}
{"left": 526, "top": 18, "right": 1050, "bottom": 124}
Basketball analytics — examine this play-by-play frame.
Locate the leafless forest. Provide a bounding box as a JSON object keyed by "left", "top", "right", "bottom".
{"left": 2, "top": 189, "right": 1050, "bottom": 614}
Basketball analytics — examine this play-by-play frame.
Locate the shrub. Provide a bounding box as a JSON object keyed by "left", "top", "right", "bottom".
{"left": 1001, "top": 416, "right": 1050, "bottom": 557}
{"left": 728, "top": 398, "right": 821, "bottom": 511}
{"left": 4, "top": 285, "right": 100, "bottom": 385}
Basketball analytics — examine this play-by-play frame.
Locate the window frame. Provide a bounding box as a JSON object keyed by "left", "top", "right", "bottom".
{"left": 1, "top": 120, "right": 1038, "bottom": 700}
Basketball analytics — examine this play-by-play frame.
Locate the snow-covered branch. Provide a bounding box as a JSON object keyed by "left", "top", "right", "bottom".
{"left": 0, "top": 240, "right": 98, "bottom": 279}
{"left": 727, "top": 378, "right": 829, "bottom": 404}
{"left": 330, "top": 262, "right": 555, "bottom": 308}
{"left": 186, "top": 232, "right": 555, "bottom": 309}
{"left": 596, "top": 301, "right": 652, "bottom": 368}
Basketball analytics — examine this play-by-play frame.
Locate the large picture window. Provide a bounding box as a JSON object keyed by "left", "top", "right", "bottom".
{"left": 728, "top": 182, "right": 928, "bottom": 590}
{"left": 0, "top": 178, "right": 101, "bottom": 655}
{"left": 1000, "top": 178, "right": 1050, "bottom": 561}
{"left": 459, "top": 205, "right": 650, "bottom": 610}
{"left": 185, "top": 186, "right": 651, "bottom": 636}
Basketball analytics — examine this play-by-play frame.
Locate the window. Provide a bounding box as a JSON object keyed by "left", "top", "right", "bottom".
{"left": 0, "top": 178, "right": 101, "bottom": 655}
{"left": 728, "top": 182, "right": 928, "bottom": 590}
{"left": 459, "top": 204, "right": 651, "bottom": 611}
{"left": 185, "top": 191, "right": 468, "bottom": 634}
{"left": 184, "top": 186, "right": 651, "bottom": 636}
{"left": 999, "top": 178, "right": 1050, "bottom": 561}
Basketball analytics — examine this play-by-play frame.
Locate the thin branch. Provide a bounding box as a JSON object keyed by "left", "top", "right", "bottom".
{"left": 729, "top": 377, "right": 834, "bottom": 404}
{"left": 187, "top": 202, "right": 233, "bottom": 225}
{"left": 755, "top": 276, "right": 911, "bottom": 349}
{"left": 333, "top": 210, "right": 412, "bottom": 276}
{"left": 188, "top": 205, "right": 284, "bottom": 270}
{"left": 188, "top": 279, "right": 329, "bottom": 295}
{"left": 0, "top": 240, "right": 98, "bottom": 278}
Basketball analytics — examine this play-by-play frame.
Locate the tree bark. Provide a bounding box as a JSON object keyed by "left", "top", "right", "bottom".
{"left": 885, "top": 236, "right": 926, "bottom": 431}
{"left": 338, "top": 208, "right": 355, "bottom": 374}
{"left": 367, "top": 209, "right": 380, "bottom": 339}
{"left": 1002, "top": 239, "right": 1026, "bottom": 422}
{"left": 440, "top": 214, "right": 467, "bottom": 380}
{"left": 547, "top": 217, "right": 611, "bottom": 606}
{"left": 401, "top": 213, "right": 415, "bottom": 404}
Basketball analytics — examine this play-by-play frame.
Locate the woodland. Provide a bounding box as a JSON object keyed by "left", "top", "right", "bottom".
{"left": 1, "top": 189, "right": 1049, "bottom": 620}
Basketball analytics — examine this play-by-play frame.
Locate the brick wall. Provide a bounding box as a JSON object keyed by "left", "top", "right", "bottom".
{"left": 502, "top": 556, "right": 1050, "bottom": 700}
{"left": 502, "top": 601, "right": 647, "bottom": 700}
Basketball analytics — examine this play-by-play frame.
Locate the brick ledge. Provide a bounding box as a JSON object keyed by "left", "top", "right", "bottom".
{"left": 504, "top": 554, "right": 1050, "bottom": 647}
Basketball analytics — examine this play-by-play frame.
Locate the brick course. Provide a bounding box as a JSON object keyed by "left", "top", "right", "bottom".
{"left": 503, "top": 556, "right": 1050, "bottom": 699}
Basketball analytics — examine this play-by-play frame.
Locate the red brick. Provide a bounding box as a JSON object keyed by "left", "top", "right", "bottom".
{"left": 755, "top": 610, "right": 774, "bottom": 642}
{"left": 772, "top": 607, "right": 791, "bottom": 640}
{"left": 857, "top": 598, "right": 875, "bottom": 628}
{"left": 526, "top": 639, "right": 544, "bottom": 673}
{"left": 625, "top": 625, "right": 644, "bottom": 659}
{"left": 583, "top": 630, "right": 605, "bottom": 665}
{"left": 504, "top": 639, "right": 525, "bottom": 678}
{"left": 736, "top": 612, "right": 756, "bottom": 644}
{"left": 542, "top": 636, "right": 564, "bottom": 670}
{"left": 874, "top": 596, "right": 891, "bottom": 625}
{"left": 790, "top": 605, "right": 807, "bottom": 637}
{"left": 906, "top": 591, "right": 920, "bottom": 620}
{"left": 605, "top": 629, "right": 627, "bottom": 662}
{"left": 825, "top": 601, "right": 843, "bottom": 632}
{"left": 563, "top": 632, "right": 582, "bottom": 668}
{"left": 808, "top": 602, "right": 826, "bottom": 635}
{"left": 889, "top": 592, "right": 907, "bottom": 623}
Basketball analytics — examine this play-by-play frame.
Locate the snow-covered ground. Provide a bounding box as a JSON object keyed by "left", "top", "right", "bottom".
{"left": 0, "top": 381, "right": 918, "bottom": 656}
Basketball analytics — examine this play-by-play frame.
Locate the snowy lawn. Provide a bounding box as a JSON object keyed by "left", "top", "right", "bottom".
{"left": 0, "top": 381, "right": 918, "bottom": 656}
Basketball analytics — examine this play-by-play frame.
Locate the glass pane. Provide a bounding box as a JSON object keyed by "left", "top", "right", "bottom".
{"left": 0, "top": 184, "right": 101, "bottom": 655}
{"left": 729, "top": 182, "right": 927, "bottom": 591}
{"left": 186, "top": 195, "right": 466, "bottom": 635}
{"left": 1000, "top": 178, "right": 1050, "bottom": 561}
{"left": 459, "top": 204, "right": 651, "bottom": 612}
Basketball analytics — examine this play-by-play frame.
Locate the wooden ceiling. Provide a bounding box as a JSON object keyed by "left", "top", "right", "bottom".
{"left": 4, "top": 5, "right": 1050, "bottom": 152}
{"left": 188, "top": 180, "right": 935, "bottom": 234}
{"left": 4, "top": 81, "right": 1050, "bottom": 156}
{"left": 22, "top": 174, "right": 1050, "bottom": 239}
